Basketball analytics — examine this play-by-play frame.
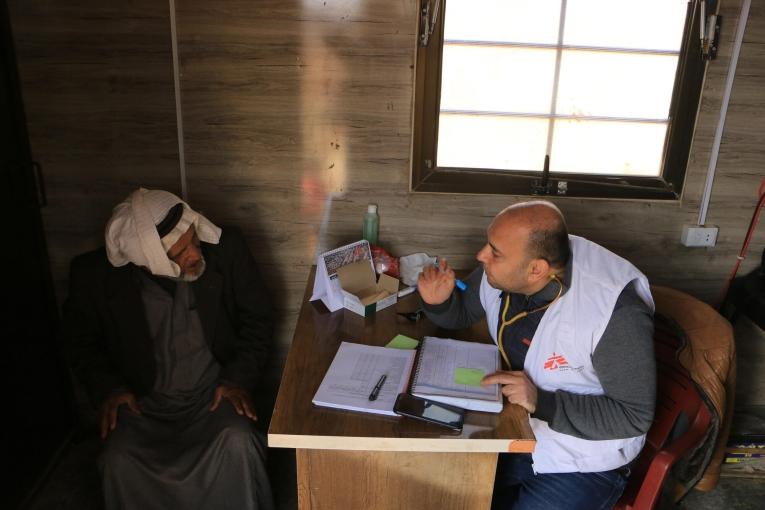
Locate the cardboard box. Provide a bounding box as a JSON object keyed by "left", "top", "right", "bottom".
{"left": 337, "top": 259, "right": 399, "bottom": 317}
{"left": 311, "top": 240, "right": 372, "bottom": 312}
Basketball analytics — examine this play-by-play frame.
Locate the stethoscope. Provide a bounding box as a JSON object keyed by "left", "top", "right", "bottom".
{"left": 497, "top": 274, "right": 564, "bottom": 369}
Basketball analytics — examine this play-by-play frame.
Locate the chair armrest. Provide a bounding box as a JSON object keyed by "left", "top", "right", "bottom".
{"left": 630, "top": 406, "right": 712, "bottom": 510}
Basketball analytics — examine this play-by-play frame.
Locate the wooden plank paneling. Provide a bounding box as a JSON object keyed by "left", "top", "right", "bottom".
{"left": 176, "top": 0, "right": 419, "bottom": 371}
{"left": 7, "top": 0, "right": 181, "bottom": 302}
{"left": 297, "top": 449, "right": 496, "bottom": 510}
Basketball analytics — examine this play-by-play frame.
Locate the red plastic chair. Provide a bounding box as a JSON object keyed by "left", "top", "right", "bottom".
{"left": 613, "top": 316, "right": 713, "bottom": 510}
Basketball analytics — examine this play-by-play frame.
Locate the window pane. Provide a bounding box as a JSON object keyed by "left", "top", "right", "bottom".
{"left": 440, "top": 46, "right": 556, "bottom": 113}
{"left": 444, "top": 0, "right": 561, "bottom": 44}
{"left": 557, "top": 51, "right": 679, "bottom": 119}
{"left": 564, "top": 0, "right": 688, "bottom": 51}
{"left": 437, "top": 115, "right": 549, "bottom": 170}
{"left": 550, "top": 120, "right": 667, "bottom": 176}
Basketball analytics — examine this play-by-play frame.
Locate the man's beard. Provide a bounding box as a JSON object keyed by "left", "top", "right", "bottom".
{"left": 170, "top": 257, "right": 206, "bottom": 282}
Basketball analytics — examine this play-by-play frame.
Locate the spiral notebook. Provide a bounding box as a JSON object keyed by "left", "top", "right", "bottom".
{"left": 411, "top": 337, "right": 503, "bottom": 413}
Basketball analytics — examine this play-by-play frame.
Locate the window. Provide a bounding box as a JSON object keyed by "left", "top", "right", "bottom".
{"left": 412, "top": 0, "right": 711, "bottom": 199}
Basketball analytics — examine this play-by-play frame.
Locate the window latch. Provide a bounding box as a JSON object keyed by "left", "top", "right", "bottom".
{"left": 419, "top": 0, "right": 442, "bottom": 47}
{"left": 532, "top": 155, "right": 553, "bottom": 195}
{"left": 700, "top": 1, "right": 721, "bottom": 60}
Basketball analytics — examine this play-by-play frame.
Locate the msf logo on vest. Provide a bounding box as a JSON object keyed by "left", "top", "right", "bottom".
{"left": 543, "top": 352, "right": 583, "bottom": 372}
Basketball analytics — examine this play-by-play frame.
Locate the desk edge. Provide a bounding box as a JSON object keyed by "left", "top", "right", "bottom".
{"left": 268, "top": 433, "right": 536, "bottom": 453}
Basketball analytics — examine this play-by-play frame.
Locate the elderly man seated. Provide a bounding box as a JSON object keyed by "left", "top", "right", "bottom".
{"left": 64, "top": 188, "right": 274, "bottom": 510}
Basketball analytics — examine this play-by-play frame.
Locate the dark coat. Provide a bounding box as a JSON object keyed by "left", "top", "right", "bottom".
{"left": 64, "top": 227, "right": 273, "bottom": 406}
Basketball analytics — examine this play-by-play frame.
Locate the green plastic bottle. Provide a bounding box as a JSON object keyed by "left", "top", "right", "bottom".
{"left": 362, "top": 204, "right": 379, "bottom": 245}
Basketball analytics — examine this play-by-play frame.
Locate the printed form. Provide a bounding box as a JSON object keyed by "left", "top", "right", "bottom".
{"left": 313, "top": 342, "right": 416, "bottom": 416}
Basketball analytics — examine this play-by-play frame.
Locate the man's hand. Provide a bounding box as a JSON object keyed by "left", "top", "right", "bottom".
{"left": 417, "top": 258, "right": 456, "bottom": 305}
{"left": 481, "top": 371, "right": 538, "bottom": 414}
{"left": 99, "top": 391, "right": 140, "bottom": 439}
{"left": 210, "top": 383, "right": 258, "bottom": 421}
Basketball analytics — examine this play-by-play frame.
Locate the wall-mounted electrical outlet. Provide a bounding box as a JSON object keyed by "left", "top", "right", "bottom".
{"left": 681, "top": 225, "right": 719, "bottom": 247}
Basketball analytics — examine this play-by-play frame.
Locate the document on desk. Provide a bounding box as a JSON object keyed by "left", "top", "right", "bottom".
{"left": 313, "top": 342, "right": 416, "bottom": 416}
{"left": 412, "top": 337, "right": 503, "bottom": 413}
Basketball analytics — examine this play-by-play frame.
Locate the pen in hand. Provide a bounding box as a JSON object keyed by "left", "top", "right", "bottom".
{"left": 434, "top": 259, "right": 468, "bottom": 292}
{"left": 368, "top": 374, "right": 387, "bottom": 401}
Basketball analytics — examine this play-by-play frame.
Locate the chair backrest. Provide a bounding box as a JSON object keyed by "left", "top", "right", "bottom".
{"left": 614, "top": 316, "right": 712, "bottom": 510}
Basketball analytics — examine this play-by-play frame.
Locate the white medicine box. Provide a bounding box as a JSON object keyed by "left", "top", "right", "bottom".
{"left": 336, "top": 259, "right": 399, "bottom": 317}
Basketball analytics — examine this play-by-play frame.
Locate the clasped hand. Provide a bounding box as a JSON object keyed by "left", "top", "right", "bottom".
{"left": 481, "top": 370, "right": 538, "bottom": 414}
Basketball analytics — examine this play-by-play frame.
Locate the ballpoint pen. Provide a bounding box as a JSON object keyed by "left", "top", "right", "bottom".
{"left": 368, "top": 374, "right": 387, "bottom": 401}
{"left": 397, "top": 285, "right": 418, "bottom": 298}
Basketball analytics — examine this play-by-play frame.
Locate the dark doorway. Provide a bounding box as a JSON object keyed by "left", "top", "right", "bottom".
{"left": 1, "top": 1, "right": 76, "bottom": 508}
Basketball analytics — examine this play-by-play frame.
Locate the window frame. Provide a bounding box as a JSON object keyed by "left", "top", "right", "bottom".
{"left": 411, "top": 0, "right": 708, "bottom": 200}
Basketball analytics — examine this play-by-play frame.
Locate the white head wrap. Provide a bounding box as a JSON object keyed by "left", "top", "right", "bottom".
{"left": 105, "top": 188, "right": 222, "bottom": 277}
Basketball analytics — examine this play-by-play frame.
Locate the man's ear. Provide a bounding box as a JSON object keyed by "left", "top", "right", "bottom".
{"left": 527, "top": 258, "right": 551, "bottom": 283}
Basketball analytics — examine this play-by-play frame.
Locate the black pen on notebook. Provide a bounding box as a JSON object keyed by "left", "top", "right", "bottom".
{"left": 368, "top": 374, "right": 387, "bottom": 401}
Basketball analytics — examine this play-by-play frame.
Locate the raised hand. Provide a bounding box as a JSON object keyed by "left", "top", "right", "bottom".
{"left": 417, "top": 258, "right": 456, "bottom": 305}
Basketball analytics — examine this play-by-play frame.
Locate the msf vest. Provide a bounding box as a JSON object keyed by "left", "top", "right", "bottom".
{"left": 479, "top": 235, "right": 654, "bottom": 473}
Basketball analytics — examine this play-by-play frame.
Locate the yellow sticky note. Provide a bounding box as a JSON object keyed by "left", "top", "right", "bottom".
{"left": 385, "top": 334, "right": 420, "bottom": 350}
{"left": 454, "top": 367, "right": 485, "bottom": 386}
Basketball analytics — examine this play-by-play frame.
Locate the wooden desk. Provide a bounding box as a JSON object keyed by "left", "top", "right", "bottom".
{"left": 268, "top": 268, "right": 535, "bottom": 509}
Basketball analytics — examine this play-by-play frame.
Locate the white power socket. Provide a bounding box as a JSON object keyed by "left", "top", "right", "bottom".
{"left": 681, "top": 225, "right": 719, "bottom": 247}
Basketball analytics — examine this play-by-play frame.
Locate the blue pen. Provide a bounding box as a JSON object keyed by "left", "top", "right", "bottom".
{"left": 435, "top": 259, "right": 468, "bottom": 292}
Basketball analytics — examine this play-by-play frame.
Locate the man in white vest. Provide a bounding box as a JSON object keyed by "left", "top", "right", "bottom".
{"left": 418, "top": 201, "right": 655, "bottom": 510}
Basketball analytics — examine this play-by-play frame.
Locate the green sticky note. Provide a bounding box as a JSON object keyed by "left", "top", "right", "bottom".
{"left": 385, "top": 334, "right": 420, "bottom": 350}
{"left": 454, "top": 367, "right": 485, "bottom": 386}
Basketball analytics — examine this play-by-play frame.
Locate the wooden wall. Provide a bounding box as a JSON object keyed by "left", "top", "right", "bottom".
{"left": 9, "top": 0, "right": 765, "bottom": 385}
{"left": 8, "top": 0, "right": 181, "bottom": 287}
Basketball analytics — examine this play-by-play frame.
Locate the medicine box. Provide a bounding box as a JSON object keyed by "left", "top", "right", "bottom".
{"left": 337, "top": 259, "right": 399, "bottom": 317}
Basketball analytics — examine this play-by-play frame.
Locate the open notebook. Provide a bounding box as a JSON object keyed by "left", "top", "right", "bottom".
{"left": 312, "top": 342, "right": 416, "bottom": 416}
{"left": 411, "top": 336, "right": 503, "bottom": 413}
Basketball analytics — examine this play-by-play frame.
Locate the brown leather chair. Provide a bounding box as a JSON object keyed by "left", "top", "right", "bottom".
{"left": 614, "top": 286, "right": 735, "bottom": 509}
{"left": 614, "top": 310, "right": 713, "bottom": 510}
{"left": 651, "top": 286, "right": 736, "bottom": 493}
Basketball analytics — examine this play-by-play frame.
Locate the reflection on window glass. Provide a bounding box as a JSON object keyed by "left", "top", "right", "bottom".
{"left": 556, "top": 51, "right": 679, "bottom": 119}
{"left": 564, "top": 0, "right": 688, "bottom": 50}
{"left": 441, "top": 46, "right": 556, "bottom": 113}
{"left": 437, "top": 115, "right": 549, "bottom": 170}
{"left": 444, "top": 0, "right": 561, "bottom": 44}
{"left": 550, "top": 120, "right": 667, "bottom": 176}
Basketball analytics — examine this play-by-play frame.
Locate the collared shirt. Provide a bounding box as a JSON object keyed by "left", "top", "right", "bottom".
{"left": 498, "top": 257, "right": 572, "bottom": 370}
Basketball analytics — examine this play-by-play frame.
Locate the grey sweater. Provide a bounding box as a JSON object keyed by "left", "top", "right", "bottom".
{"left": 422, "top": 264, "right": 656, "bottom": 441}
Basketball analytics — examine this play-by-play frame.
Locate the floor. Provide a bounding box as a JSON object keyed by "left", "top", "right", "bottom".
{"left": 23, "top": 432, "right": 299, "bottom": 510}
{"left": 22, "top": 317, "right": 765, "bottom": 510}
{"left": 22, "top": 426, "right": 765, "bottom": 510}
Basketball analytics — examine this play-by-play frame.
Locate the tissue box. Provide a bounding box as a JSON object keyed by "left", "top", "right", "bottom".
{"left": 337, "top": 259, "right": 399, "bottom": 317}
